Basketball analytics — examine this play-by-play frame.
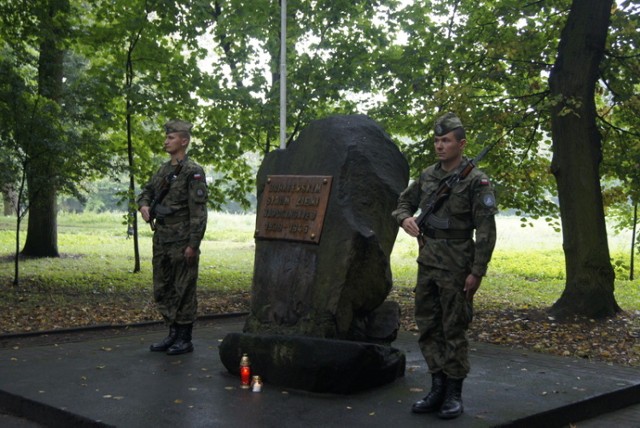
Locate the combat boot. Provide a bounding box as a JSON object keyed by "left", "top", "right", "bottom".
{"left": 166, "top": 323, "right": 194, "bottom": 355}
{"left": 411, "top": 372, "right": 447, "bottom": 413}
{"left": 149, "top": 323, "right": 178, "bottom": 352}
{"left": 437, "top": 378, "right": 464, "bottom": 419}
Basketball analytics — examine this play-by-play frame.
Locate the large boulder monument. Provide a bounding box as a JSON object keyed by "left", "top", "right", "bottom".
{"left": 219, "top": 115, "right": 410, "bottom": 393}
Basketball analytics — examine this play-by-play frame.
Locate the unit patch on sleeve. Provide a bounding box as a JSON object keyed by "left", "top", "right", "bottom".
{"left": 482, "top": 193, "right": 496, "bottom": 207}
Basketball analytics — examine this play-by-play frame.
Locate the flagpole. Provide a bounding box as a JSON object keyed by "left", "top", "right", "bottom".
{"left": 280, "top": 0, "right": 287, "bottom": 149}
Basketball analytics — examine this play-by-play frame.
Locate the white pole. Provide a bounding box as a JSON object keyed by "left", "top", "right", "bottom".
{"left": 279, "top": 0, "right": 287, "bottom": 149}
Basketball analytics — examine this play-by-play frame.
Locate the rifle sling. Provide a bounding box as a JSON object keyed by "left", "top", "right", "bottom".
{"left": 156, "top": 162, "right": 184, "bottom": 205}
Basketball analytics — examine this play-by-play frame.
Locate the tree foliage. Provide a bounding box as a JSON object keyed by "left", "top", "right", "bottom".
{"left": 4, "top": 0, "right": 636, "bottom": 220}
{"left": 187, "top": 0, "right": 402, "bottom": 207}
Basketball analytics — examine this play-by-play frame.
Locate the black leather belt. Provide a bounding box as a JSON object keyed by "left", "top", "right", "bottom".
{"left": 424, "top": 228, "right": 473, "bottom": 240}
{"left": 156, "top": 215, "right": 189, "bottom": 226}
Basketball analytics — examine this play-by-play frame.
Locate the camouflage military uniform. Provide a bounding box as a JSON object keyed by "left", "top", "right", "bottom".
{"left": 137, "top": 156, "right": 208, "bottom": 325}
{"left": 392, "top": 159, "right": 497, "bottom": 379}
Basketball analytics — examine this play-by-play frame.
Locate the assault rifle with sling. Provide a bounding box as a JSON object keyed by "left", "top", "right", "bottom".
{"left": 415, "top": 140, "right": 497, "bottom": 248}
{"left": 148, "top": 161, "right": 184, "bottom": 231}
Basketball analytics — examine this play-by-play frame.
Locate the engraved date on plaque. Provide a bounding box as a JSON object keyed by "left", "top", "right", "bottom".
{"left": 255, "top": 175, "right": 333, "bottom": 243}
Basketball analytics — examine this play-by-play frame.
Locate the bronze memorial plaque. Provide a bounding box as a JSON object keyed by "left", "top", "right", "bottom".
{"left": 255, "top": 175, "right": 333, "bottom": 244}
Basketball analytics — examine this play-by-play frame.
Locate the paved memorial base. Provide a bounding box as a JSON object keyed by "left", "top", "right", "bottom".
{"left": 1, "top": 316, "right": 639, "bottom": 427}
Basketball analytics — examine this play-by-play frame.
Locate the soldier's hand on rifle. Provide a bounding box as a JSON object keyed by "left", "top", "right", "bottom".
{"left": 139, "top": 206, "right": 151, "bottom": 222}
{"left": 401, "top": 217, "right": 421, "bottom": 237}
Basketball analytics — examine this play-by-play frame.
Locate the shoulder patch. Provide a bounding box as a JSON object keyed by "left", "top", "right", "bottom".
{"left": 480, "top": 178, "right": 490, "bottom": 186}
{"left": 193, "top": 173, "right": 203, "bottom": 181}
{"left": 482, "top": 193, "right": 496, "bottom": 207}
{"left": 191, "top": 179, "right": 208, "bottom": 204}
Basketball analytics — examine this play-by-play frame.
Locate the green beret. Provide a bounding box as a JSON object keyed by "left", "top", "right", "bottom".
{"left": 434, "top": 112, "right": 463, "bottom": 136}
{"left": 164, "top": 119, "right": 193, "bottom": 134}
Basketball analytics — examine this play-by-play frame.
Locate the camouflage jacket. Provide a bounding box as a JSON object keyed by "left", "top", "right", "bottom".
{"left": 137, "top": 157, "right": 208, "bottom": 249}
{"left": 392, "top": 158, "right": 497, "bottom": 276}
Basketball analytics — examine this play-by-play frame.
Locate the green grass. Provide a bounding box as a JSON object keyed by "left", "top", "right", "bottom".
{"left": 0, "top": 212, "right": 256, "bottom": 295}
{"left": 0, "top": 213, "right": 638, "bottom": 312}
{"left": 390, "top": 216, "right": 639, "bottom": 312}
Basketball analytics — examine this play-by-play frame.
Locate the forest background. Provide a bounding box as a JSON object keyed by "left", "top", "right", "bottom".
{"left": 0, "top": 0, "right": 639, "bottom": 360}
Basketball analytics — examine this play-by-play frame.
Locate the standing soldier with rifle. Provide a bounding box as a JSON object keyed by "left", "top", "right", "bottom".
{"left": 138, "top": 119, "right": 208, "bottom": 355}
{"left": 392, "top": 112, "right": 497, "bottom": 419}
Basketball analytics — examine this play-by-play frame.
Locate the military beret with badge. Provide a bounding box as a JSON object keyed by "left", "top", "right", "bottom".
{"left": 434, "top": 112, "right": 464, "bottom": 136}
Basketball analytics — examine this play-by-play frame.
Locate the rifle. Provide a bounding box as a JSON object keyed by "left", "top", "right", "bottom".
{"left": 148, "top": 161, "right": 184, "bottom": 231}
{"left": 415, "top": 140, "right": 497, "bottom": 247}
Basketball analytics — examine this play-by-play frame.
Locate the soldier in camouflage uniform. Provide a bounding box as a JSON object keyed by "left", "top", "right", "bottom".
{"left": 138, "top": 119, "right": 208, "bottom": 355}
{"left": 392, "top": 112, "right": 497, "bottom": 419}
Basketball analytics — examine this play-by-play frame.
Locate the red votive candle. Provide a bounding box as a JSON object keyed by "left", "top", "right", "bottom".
{"left": 240, "top": 366, "right": 251, "bottom": 387}
{"left": 240, "top": 354, "right": 251, "bottom": 388}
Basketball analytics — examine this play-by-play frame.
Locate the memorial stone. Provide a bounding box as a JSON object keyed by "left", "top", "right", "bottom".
{"left": 220, "top": 115, "right": 410, "bottom": 393}
{"left": 245, "top": 114, "right": 409, "bottom": 340}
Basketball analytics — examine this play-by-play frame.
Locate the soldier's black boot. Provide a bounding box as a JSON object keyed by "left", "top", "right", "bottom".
{"left": 149, "top": 323, "right": 178, "bottom": 352}
{"left": 411, "top": 372, "right": 447, "bottom": 413}
{"left": 437, "top": 378, "right": 464, "bottom": 419}
{"left": 166, "top": 323, "right": 194, "bottom": 355}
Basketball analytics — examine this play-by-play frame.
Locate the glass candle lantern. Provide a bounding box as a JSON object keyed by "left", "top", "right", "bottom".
{"left": 239, "top": 354, "right": 251, "bottom": 388}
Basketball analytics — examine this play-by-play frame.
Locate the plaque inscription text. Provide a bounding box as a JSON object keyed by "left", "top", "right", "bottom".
{"left": 255, "top": 175, "right": 333, "bottom": 243}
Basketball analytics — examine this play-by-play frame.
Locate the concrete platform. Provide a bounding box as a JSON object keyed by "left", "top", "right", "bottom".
{"left": 1, "top": 316, "right": 639, "bottom": 427}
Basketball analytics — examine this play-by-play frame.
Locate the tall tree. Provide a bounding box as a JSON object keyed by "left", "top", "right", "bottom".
{"left": 548, "top": 0, "right": 619, "bottom": 318}
{"left": 20, "top": 0, "right": 70, "bottom": 257}
{"left": 1, "top": 0, "right": 122, "bottom": 260}
{"left": 84, "top": 0, "right": 211, "bottom": 270}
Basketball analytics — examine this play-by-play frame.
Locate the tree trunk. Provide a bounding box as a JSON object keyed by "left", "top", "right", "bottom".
{"left": 125, "top": 21, "right": 143, "bottom": 273}
{"left": 2, "top": 184, "right": 18, "bottom": 216}
{"left": 631, "top": 203, "right": 637, "bottom": 281}
{"left": 22, "top": 173, "right": 59, "bottom": 257}
{"left": 548, "top": 0, "right": 619, "bottom": 319}
{"left": 21, "top": 0, "right": 68, "bottom": 258}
